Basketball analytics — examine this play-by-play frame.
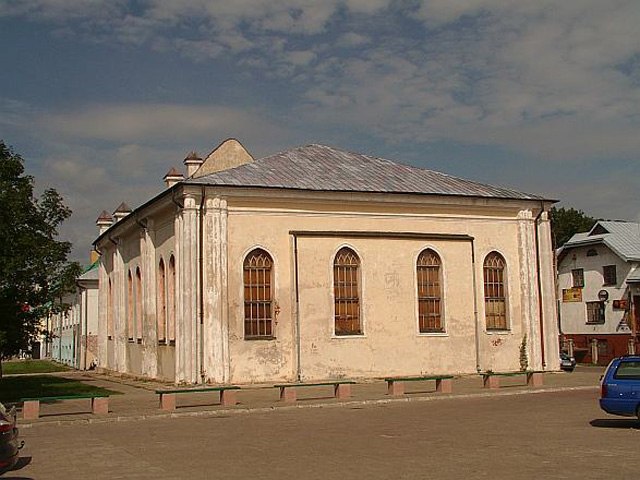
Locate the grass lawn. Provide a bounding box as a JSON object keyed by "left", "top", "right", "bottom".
{"left": 0, "top": 375, "right": 119, "bottom": 403}
{"left": 2, "top": 359, "right": 71, "bottom": 375}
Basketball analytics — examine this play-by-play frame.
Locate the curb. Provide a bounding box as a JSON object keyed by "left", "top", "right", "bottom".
{"left": 18, "top": 384, "right": 598, "bottom": 429}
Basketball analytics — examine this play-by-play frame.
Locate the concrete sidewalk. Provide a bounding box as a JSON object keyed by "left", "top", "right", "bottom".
{"left": 17, "top": 366, "right": 604, "bottom": 428}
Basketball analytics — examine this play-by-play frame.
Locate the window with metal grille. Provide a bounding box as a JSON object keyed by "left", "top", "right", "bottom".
{"left": 572, "top": 268, "right": 584, "bottom": 288}
{"left": 484, "top": 252, "right": 508, "bottom": 330}
{"left": 603, "top": 265, "right": 617, "bottom": 286}
{"left": 417, "top": 249, "right": 443, "bottom": 333}
{"left": 168, "top": 255, "right": 176, "bottom": 345}
{"left": 135, "top": 267, "right": 143, "bottom": 342}
{"left": 244, "top": 249, "right": 274, "bottom": 338}
{"left": 586, "top": 301, "right": 605, "bottom": 324}
{"left": 107, "top": 277, "right": 113, "bottom": 339}
{"left": 334, "top": 247, "right": 362, "bottom": 335}
{"left": 157, "top": 258, "right": 166, "bottom": 343}
{"left": 127, "top": 270, "right": 134, "bottom": 341}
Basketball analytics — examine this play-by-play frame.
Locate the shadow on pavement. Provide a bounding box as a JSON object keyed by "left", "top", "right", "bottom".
{"left": 590, "top": 418, "right": 640, "bottom": 429}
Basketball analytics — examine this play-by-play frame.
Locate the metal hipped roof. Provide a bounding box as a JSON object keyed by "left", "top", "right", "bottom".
{"left": 187, "top": 144, "right": 548, "bottom": 201}
{"left": 560, "top": 220, "right": 640, "bottom": 262}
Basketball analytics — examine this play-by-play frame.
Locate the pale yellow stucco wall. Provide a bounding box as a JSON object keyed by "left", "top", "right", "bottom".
{"left": 225, "top": 196, "right": 531, "bottom": 383}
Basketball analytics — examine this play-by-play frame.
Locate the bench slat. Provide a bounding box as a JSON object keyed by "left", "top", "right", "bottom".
{"left": 384, "top": 376, "right": 453, "bottom": 382}
{"left": 274, "top": 381, "right": 355, "bottom": 388}
{"left": 156, "top": 386, "right": 240, "bottom": 395}
{"left": 22, "top": 395, "right": 109, "bottom": 401}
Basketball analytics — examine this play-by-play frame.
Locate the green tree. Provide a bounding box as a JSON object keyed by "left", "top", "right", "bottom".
{"left": 0, "top": 141, "right": 81, "bottom": 377}
{"left": 550, "top": 206, "right": 597, "bottom": 248}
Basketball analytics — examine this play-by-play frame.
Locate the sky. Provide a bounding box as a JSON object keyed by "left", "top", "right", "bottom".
{"left": 1, "top": 0, "right": 639, "bottom": 263}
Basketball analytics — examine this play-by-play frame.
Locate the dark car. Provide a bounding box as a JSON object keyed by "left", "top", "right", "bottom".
{"left": 560, "top": 352, "right": 576, "bottom": 372}
{"left": 0, "top": 403, "right": 20, "bottom": 476}
{"left": 599, "top": 355, "right": 640, "bottom": 419}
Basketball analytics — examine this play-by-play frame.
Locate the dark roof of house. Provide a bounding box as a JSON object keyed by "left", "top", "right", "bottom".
{"left": 187, "top": 144, "right": 547, "bottom": 201}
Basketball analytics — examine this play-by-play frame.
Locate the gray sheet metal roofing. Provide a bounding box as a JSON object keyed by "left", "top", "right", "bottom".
{"left": 187, "top": 144, "right": 548, "bottom": 201}
{"left": 561, "top": 221, "right": 640, "bottom": 262}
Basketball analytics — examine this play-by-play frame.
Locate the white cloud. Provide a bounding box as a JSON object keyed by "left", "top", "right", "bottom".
{"left": 39, "top": 104, "right": 288, "bottom": 144}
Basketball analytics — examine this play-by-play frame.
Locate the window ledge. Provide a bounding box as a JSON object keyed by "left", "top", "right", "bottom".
{"left": 418, "top": 332, "right": 449, "bottom": 337}
{"left": 245, "top": 336, "right": 277, "bottom": 341}
{"left": 485, "top": 330, "right": 511, "bottom": 335}
{"left": 332, "top": 334, "right": 366, "bottom": 339}
{"left": 585, "top": 322, "right": 605, "bottom": 325}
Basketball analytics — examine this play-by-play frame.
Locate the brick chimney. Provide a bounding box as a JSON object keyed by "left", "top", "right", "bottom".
{"left": 96, "top": 210, "right": 114, "bottom": 235}
{"left": 184, "top": 151, "right": 203, "bottom": 177}
{"left": 163, "top": 166, "right": 184, "bottom": 188}
{"left": 113, "top": 202, "right": 132, "bottom": 223}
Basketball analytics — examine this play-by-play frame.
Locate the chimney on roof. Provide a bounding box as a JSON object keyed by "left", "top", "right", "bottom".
{"left": 113, "top": 202, "right": 132, "bottom": 223}
{"left": 163, "top": 167, "right": 184, "bottom": 188}
{"left": 184, "top": 151, "right": 204, "bottom": 177}
{"left": 96, "top": 210, "right": 114, "bottom": 235}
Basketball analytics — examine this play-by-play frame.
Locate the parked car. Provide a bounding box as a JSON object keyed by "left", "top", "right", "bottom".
{"left": 560, "top": 352, "right": 576, "bottom": 372}
{"left": 0, "top": 402, "right": 21, "bottom": 476}
{"left": 599, "top": 355, "right": 640, "bottom": 420}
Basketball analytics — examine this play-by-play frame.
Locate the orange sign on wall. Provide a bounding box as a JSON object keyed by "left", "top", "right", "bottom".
{"left": 562, "top": 288, "right": 583, "bottom": 302}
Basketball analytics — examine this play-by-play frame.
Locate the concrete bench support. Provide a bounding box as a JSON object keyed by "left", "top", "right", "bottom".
{"left": 23, "top": 400, "right": 40, "bottom": 420}
{"left": 526, "top": 372, "right": 544, "bottom": 387}
{"left": 91, "top": 397, "right": 109, "bottom": 415}
{"left": 219, "top": 389, "right": 238, "bottom": 407}
{"left": 280, "top": 387, "right": 297, "bottom": 403}
{"left": 483, "top": 375, "right": 501, "bottom": 389}
{"left": 436, "top": 378, "right": 453, "bottom": 393}
{"left": 159, "top": 393, "right": 177, "bottom": 411}
{"left": 387, "top": 381, "right": 404, "bottom": 396}
{"left": 334, "top": 383, "right": 352, "bottom": 400}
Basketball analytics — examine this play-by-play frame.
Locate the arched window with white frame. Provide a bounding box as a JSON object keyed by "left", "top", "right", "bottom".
{"left": 135, "top": 267, "right": 143, "bottom": 342}
{"left": 243, "top": 248, "right": 274, "bottom": 338}
{"left": 168, "top": 255, "right": 176, "bottom": 345}
{"left": 483, "top": 252, "right": 508, "bottom": 330}
{"left": 417, "top": 249, "right": 443, "bottom": 333}
{"left": 334, "top": 247, "right": 362, "bottom": 335}
{"left": 157, "top": 258, "right": 166, "bottom": 343}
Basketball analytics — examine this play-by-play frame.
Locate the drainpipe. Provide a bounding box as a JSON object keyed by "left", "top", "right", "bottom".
{"left": 293, "top": 234, "right": 302, "bottom": 382}
{"left": 199, "top": 186, "right": 206, "bottom": 383}
{"left": 534, "top": 203, "right": 546, "bottom": 369}
{"left": 471, "top": 238, "right": 481, "bottom": 372}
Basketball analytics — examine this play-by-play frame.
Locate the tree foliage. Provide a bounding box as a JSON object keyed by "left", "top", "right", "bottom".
{"left": 550, "top": 206, "right": 597, "bottom": 248}
{"left": 0, "top": 141, "right": 81, "bottom": 374}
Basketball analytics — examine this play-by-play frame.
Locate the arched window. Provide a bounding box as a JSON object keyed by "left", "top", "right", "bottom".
{"left": 157, "top": 258, "right": 166, "bottom": 343}
{"left": 417, "top": 249, "right": 443, "bottom": 333}
{"left": 127, "top": 270, "right": 134, "bottom": 340}
{"left": 107, "top": 277, "right": 113, "bottom": 339}
{"left": 334, "top": 247, "right": 362, "bottom": 335}
{"left": 244, "top": 249, "right": 274, "bottom": 338}
{"left": 135, "top": 267, "right": 143, "bottom": 342}
{"left": 168, "top": 255, "right": 176, "bottom": 345}
{"left": 484, "top": 252, "right": 508, "bottom": 330}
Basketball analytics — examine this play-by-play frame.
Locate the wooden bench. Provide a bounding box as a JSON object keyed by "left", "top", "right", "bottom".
{"left": 155, "top": 386, "right": 241, "bottom": 411}
{"left": 481, "top": 371, "right": 544, "bottom": 389}
{"left": 384, "top": 376, "right": 454, "bottom": 396}
{"left": 274, "top": 381, "right": 356, "bottom": 402}
{"left": 21, "top": 395, "right": 109, "bottom": 420}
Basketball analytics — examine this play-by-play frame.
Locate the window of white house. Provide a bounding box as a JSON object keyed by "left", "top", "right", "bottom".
{"left": 571, "top": 268, "right": 584, "bottom": 288}
{"left": 586, "top": 301, "right": 605, "bottom": 324}
{"left": 586, "top": 248, "right": 598, "bottom": 257}
{"left": 603, "top": 265, "right": 617, "bottom": 286}
{"left": 244, "top": 248, "right": 274, "bottom": 339}
{"left": 334, "top": 247, "right": 362, "bottom": 335}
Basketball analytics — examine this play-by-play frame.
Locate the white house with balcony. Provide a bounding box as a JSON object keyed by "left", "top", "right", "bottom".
{"left": 557, "top": 221, "right": 640, "bottom": 365}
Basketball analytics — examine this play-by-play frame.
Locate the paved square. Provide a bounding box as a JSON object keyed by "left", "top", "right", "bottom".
{"left": 12, "top": 388, "right": 639, "bottom": 479}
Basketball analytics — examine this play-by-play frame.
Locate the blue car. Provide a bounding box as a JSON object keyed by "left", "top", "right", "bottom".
{"left": 599, "top": 355, "right": 640, "bottom": 419}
